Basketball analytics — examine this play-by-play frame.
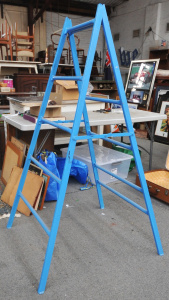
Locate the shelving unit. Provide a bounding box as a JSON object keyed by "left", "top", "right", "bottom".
{"left": 149, "top": 48, "right": 169, "bottom": 69}
{"left": 90, "top": 80, "right": 117, "bottom": 98}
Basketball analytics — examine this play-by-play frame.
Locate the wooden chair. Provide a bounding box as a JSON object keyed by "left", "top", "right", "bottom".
{"left": 51, "top": 33, "right": 69, "bottom": 63}
{"left": 67, "top": 34, "right": 85, "bottom": 64}
{"left": 0, "top": 20, "right": 13, "bottom": 60}
{"left": 12, "top": 22, "right": 35, "bottom": 61}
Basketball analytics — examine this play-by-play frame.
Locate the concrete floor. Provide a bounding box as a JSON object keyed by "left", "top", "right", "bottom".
{"left": 0, "top": 137, "right": 169, "bottom": 300}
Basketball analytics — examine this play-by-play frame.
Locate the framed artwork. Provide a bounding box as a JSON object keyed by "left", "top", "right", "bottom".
{"left": 125, "top": 59, "right": 159, "bottom": 108}
{"left": 155, "top": 101, "right": 169, "bottom": 144}
{"left": 153, "top": 86, "right": 169, "bottom": 112}
{"left": 29, "top": 163, "right": 43, "bottom": 176}
{"left": 38, "top": 173, "right": 50, "bottom": 210}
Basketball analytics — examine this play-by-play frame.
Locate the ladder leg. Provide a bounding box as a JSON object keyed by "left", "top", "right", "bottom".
{"left": 38, "top": 138, "right": 77, "bottom": 293}
{"left": 83, "top": 104, "right": 104, "bottom": 209}
{"left": 68, "top": 7, "right": 105, "bottom": 208}
{"left": 129, "top": 133, "right": 163, "bottom": 255}
{"left": 102, "top": 5, "right": 163, "bottom": 255}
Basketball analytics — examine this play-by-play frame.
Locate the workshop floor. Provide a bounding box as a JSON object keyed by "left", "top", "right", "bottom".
{"left": 0, "top": 137, "right": 169, "bottom": 300}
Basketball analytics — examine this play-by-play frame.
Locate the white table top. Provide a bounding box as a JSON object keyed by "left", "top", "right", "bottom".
{"left": 2, "top": 109, "right": 167, "bottom": 131}
{"left": 0, "top": 60, "right": 40, "bottom": 66}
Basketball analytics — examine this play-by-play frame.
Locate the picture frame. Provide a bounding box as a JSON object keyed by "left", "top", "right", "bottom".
{"left": 125, "top": 59, "right": 159, "bottom": 109}
{"left": 153, "top": 86, "right": 169, "bottom": 112}
{"left": 38, "top": 173, "right": 50, "bottom": 210}
{"left": 29, "top": 163, "right": 43, "bottom": 176}
{"left": 154, "top": 101, "right": 169, "bottom": 144}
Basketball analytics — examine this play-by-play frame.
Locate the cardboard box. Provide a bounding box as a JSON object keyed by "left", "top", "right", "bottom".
{"left": 53, "top": 80, "right": 79, "bottom": 100}
{"left": 30, "top": 103, "right": 62, "bottom": 118}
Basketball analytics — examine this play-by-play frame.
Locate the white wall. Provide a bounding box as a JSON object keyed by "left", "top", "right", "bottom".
{"left": 110, "top": 0, "right": 169, "bottom": 65}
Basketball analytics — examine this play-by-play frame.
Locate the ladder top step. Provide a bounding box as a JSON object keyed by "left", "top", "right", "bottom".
{"left": 67, "top": 19, "right": 95, "bottom": 34}
{"left": 52, "top": 76, "right": 83, "bottom": 81}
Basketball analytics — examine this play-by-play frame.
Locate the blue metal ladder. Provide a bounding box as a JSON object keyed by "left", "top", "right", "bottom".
{"left": 7, "top": 4, "right": 163, "bottom": 294}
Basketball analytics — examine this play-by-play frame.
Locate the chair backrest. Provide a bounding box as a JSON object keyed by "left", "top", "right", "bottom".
{"left": 0, "top": 20, "right": 10, "bottom": 40}
{"left": 14, "top": 22, "right": 34, "bottom": 40}
{"left": 67, "top": 34, "right": 80, "bottom": 49}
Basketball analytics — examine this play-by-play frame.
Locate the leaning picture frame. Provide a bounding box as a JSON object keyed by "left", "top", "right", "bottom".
{"left": 38, "top": 173, "right": 50, "bottom": 210}
{"left": 125, "top": 58, "right": 159, "bottom": 109}
{"left": 153, "top": 85, "right": 169, "bottom": 112}
{"left": 155, "top": 101, "right": 169, "bottom": 144}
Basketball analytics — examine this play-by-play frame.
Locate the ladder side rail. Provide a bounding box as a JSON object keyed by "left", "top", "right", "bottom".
{"left": 38, "top": 6, "right": 107, "bottom": 292}
{"left": 102, "top": 5, "right": 163, "bottom": 255}
{"left": 7, "top": 17, "right": 70, "bottom": 229}
{"left": 69, "top": 3, "right": 105, "bottom": 209}
{"left": 38, "top": 18, "right": 90, "bottom": 294}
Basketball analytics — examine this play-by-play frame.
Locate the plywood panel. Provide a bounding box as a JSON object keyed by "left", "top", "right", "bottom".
{"left": 1, "top": 140, "right": 23, "bottom": 185}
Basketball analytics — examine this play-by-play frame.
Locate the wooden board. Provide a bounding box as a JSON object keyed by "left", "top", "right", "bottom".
{"left": 1, "top": 166, "right": 44, "bottom": 216}
{"left": 11, "top": 136, "right": 26, "bottom": 152}
{"left": 1, "top": 140, "right": 23, "bottom": 185}
{"left": 38, "top": 173, "right": 50, "bottom": 210}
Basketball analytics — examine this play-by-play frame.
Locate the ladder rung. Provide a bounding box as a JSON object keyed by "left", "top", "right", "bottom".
{"left": 67, "top": 19, "right": 95, "bottom": 34}
{"left": 41, "top": 118, "right": 72, "bottom": 134}
{"left": 95, "top": 163, "right": 143, "bottom": 192}
{"left": 20, "top": 192, "right": 50, "bottom": 236}
{"left": 89, "top": 132, "right": 133, "bottom": 147}
{"left": 73, "top": 131, "right": 132, "bottom": 141}
{"left": 101, "top": 135, "right": 133, "bottom": 151}
{"left": 98, "top": 180, "right": 147, "bottom": 214}
{"left": 31, "top": 156, "right": 61, "bottom": 184}
{"left": 86, "top": 96, "right": 121, "bottom": 105}
{"left": 52, "top": 76, "right": 83, "bottom": 81}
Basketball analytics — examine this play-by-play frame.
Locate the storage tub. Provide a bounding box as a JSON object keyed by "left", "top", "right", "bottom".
{"left": 61, "top": 144, "right": 132, "bottom": 184}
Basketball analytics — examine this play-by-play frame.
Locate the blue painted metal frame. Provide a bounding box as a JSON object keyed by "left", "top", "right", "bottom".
{"left": 6, "top": 3, "right": 163, "bottom": 295}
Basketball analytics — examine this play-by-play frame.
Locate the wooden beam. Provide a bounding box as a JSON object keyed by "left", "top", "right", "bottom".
{"left": 32, "top": 0, "right": 52, "bottom": 23}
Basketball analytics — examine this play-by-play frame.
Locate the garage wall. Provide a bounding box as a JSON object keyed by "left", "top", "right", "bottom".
{"left": 110, "top": 0, "right": 169, "bottom": 65}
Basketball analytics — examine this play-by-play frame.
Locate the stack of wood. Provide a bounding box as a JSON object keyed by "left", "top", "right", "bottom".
{"left": 1, "top": 137, "right": 50, "bottom": 216}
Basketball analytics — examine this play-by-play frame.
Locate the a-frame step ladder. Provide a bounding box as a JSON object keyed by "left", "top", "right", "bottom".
{"left": 7, "top": 4, "right": 163, "bottom": 294}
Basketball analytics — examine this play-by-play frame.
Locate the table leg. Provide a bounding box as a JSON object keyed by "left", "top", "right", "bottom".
{"left": 97, "top": 125, "right": 103, "bottom": 146}
{"left": 145, "top": 121, "right": 155, "bottom": 170}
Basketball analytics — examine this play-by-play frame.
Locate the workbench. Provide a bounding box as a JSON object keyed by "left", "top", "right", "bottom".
{"left": 2, "top": 108, "right": 166, "bottom": 169}
{"left": 0, "top": 60, "right": 40, "bottom": 75}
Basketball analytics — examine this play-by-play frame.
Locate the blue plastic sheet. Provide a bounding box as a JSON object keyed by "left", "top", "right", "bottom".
{"left": 57, "top": 157, "right": 88, "bottom": 184}
{"left": 38, "top": 152, "right": 60, "bottom": 201}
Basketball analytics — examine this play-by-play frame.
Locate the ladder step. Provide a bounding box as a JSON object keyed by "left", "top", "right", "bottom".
{"left": 100, "top": 135, "right": 133, "bottom": 150}
{"left": 20, "top": 192, "right": 50, "bottom": 236}
{"left": 41, "top": 118, "right": 72, "bottom": 134}
{"left": 98, "top": 181, "right": 147, "bottom": 214}
{"left": 52, "top": 76, "right": 83, "bottom": 81}
{"left": 95, "top": 163, "right": 143, "bottom": 192}
{"left": 31, "top": 156, "right": 61, "bottom": 184}
{"left": 67, "top": 19, "right": 95, "bottom": 34}
{"left": 73, "top": 131, "right": 132, "bottom": 141}
{"left": 86, "top": 95, "right": 121, "bottom": 105}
